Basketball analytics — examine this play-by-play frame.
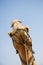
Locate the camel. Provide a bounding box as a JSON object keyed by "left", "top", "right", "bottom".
{"left": 8, "top": 20, "right": 36, "bottom": 65}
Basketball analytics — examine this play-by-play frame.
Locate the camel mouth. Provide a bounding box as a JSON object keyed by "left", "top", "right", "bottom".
{"left": 8, "top": 32, "right": 17, "bottom": 44}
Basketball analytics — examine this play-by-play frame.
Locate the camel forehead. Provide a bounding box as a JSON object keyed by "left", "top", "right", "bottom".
{"left": 12, "top": 19, "right": 21, "bottom": 25}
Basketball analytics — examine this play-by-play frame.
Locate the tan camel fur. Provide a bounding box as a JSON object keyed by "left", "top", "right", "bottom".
{"left": 8, "top": 20, "right": 36, "bottom": 65}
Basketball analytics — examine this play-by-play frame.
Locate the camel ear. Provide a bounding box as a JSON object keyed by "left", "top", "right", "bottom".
{"left": 26, "top": 27, "right": 29, "bottom": 32}
{"left": 24, "top": 26, "right": 29, "bottom": 32}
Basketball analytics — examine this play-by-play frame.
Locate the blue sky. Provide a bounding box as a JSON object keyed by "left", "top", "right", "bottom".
{"left": 0, "top": 0, "right": 43, "bottom": 65}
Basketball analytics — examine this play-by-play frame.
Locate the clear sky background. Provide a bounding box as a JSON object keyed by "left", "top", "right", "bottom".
{"left": 0, "top": 0, "right": 43, "bottom": 65}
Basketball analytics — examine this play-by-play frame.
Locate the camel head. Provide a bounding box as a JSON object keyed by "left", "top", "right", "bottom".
{"left": 8, "top": 19, "right": 36, "bottom": 65}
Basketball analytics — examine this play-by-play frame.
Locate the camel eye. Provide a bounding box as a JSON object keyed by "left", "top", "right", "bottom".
{"left": 8, "top": 33, "right": 13, "bottom": 37}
